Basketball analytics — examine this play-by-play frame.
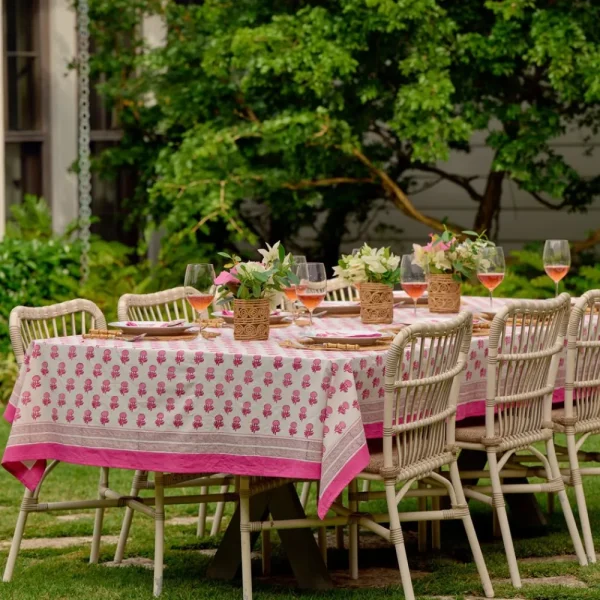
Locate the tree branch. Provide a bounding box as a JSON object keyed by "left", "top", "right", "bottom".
{"left": 528, "top": 190, "right": 568, "bottom": 211}
{"left": 573, "top": 228, "right": 600, "bottom": 253}
{"left": 413, "top": 164, "right": 482, "bottom": 203}
{"left": 350, "top": 148, "right": 466, "bottom": 234}
{"left": 282, "top": 177, "right": 375, "bottom": 190}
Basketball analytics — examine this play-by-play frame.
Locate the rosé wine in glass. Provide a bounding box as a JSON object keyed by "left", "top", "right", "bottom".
{"left": 543, "top": 240, "right": 570, "bottom": 297}
{"left": 184, "top": 263, "right": 216, "bottom": 329}
{"left": 295, "top": 263, "right": 327, "bottom": 325}
{"left": 477, "top": 247, "right": 505, "bottom": 309}
{"left": 477, "top": 272, "right": 504, "bottom": 292}
{"left": 286, "top": 258, "right": 306, "bottom": 324}
{"left": 401, "top": 282, "right": 428, "bottom": 300}
{"left": 187, "top": 293, "right": 215, "bottom": 313}
{"left": 401, "top": 254, "right": 428, "bottom": 317}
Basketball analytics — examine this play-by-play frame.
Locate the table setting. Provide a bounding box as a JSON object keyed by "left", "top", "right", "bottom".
{"left": 1, "top": 233, "right": 574, "bottom": 519}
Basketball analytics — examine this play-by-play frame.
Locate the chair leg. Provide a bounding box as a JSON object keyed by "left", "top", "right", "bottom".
{"left": 431, "top": 495, "right": 441, "bottom": 550}
{"left": 315, "top": 482, "right": 328, "bottom": 567}
{"left": 153, "top": 472, "right": 165, "bottom": 597}
{"left": 300, "top": 481, "right": 311, "bottom": 508}
{"left": 2, "top": 487, "right": 34, "bottom": 582}
{"left": 114, "top": 470, "right": 145, "bottom": 563}
{"left": 196, "top": 485, "right": 208, "bottom": 537}
{"left": 567, "top": 433, "right": 596, "bottom": 563}
{"left": 450, "top": 462, "right": 494, "bottom": 598}
{"left": 546, "top": 439, "right": 588, "bottom": 566}
{"left": 335, "top": 492, "right": 345, "bottom": 550}
{"left": 90, "top": 467, "right": 109, "bottom": 564}
{"left": 210, "top": 484, "right": 229, "bottom": 537}
{"left": 240, "top": 477, "right": 253, "bottom": 600}
{"left": 385, "top": 479, "right": 415, "bottom": 600}
{"left": 349, "top": 479, "right": 359, "bottom": 579}
{"left": 418, "top": 481, "right": 427, "bottom": 553}
{"left": 488, "top": 451, "right": 522, "bottom": 588}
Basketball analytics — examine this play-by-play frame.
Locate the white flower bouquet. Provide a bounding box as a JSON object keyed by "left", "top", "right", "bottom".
{"left": 334, "top": 244, "right": 401, "bottom": 287}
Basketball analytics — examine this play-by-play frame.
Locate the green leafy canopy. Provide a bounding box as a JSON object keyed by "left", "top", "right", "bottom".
{"left": 87, "top": 0, "right": 600, "bottom": 262}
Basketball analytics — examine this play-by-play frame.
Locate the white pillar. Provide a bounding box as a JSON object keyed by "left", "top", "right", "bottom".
{"left": 49, "top": 0, "right": 78, "bottom": 234}
{"left": 143, "top": 13, "right": 166, "bottom": 262}
{"left": 0, "top": 0, "right": 5, "bottom": 239}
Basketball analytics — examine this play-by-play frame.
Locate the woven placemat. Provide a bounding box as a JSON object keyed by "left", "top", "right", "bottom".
{"left": 279, "top": 339, "right": 391, "bottom": 352}
{"left": 197, "top": 317, "right": 226, "bottom": 328}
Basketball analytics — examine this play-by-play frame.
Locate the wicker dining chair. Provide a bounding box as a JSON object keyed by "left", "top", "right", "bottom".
{"left": 115, "top": 287, "right": 231, "bottom": 558}
{"left": 549, "top": 290, "right": 600, "bottom": 563}
{"left": 341, "top": 312, "right": 493, "bottom": 600}
{"left": 326, "top": 278, "right": 359, "bottom": 302}
{"left": 117, "top": 287, "right": 197, "bottom": 322}
{"left": 3, "top": 300, "right": 109, "bottom": 581}
{"left": 455, "top": 294, "right": 588, "bottom": 588}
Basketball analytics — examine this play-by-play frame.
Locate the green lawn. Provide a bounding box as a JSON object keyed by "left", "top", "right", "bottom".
{"left": 1, "top": 417, "right": 600, "bottom": 599}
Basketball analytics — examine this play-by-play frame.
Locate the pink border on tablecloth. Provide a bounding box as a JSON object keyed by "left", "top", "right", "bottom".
{"left": 363, "top": 388, "right": 566, "bottom": 439}
{"left": 317, "top": 442, "right": 370, "bottom": 520}
{"left": 2, "top": 443, "right": 321, "bottom": 491}
{"left": 4, "top": 402, "right": 16, "bottom": 424}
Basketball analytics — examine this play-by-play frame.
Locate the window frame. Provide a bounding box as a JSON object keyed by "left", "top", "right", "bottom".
{"left": 2, "top": 0, "right": 51, "bottom": 205}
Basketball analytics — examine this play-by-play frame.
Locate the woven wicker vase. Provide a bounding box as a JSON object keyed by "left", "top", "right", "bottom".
{"left": 233, "top": 299, "right": 270, "bottom": 341}
{"left": 360, "top": 283, "right": 394, "bottom": 324}
{"left": 428, "top": 274, "right": 461, "bottom": 313}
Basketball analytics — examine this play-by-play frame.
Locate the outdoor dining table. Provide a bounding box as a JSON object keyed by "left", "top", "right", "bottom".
{"left": 1, "top": 295, "right": 565, "bottom": 586}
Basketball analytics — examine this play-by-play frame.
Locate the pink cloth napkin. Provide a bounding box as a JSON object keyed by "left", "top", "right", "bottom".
{"left": 315, "top": 331, "right": 382, "bottom": 339}
{"left": 124, "top": 320, "right": 185, "bottom": 328}
{"left": 221, "top": 310, "right": 280, "bottom": 317}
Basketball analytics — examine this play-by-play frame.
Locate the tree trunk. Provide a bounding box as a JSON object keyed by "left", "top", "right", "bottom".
{"left": 474, "top": 171, "right": 505, "bottom": 237}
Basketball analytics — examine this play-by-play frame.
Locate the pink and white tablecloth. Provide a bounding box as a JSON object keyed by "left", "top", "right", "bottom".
{"left": 2, "top": 297, "right": 566, "bottom": 519}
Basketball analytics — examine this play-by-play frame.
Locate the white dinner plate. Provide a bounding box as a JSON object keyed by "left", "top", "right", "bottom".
{"left": 108, "top": 321, "right": 195, "bottom": 336}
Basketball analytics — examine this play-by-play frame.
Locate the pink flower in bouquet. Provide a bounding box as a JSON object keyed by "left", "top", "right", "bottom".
{"left": 214, "top": 270, "right": 240, "bottom": 286}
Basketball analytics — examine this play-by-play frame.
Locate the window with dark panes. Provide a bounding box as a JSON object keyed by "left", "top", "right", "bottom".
{"left": 3, "top": 0, "right": 48, "bottom": 210}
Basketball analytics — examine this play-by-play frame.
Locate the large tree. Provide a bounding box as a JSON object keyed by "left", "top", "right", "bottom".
{"left": 89, "top": 0, "right": 600, "bottom": 263}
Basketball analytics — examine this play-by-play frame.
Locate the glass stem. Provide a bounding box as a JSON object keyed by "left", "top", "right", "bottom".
{"left": 489, "top": 291, "right": 493, "bottom": 309}
{"left": 414, "top": 299, "right": 417, "bottom": 317}
{"left": 555, "top": 281, "right": 559, "bottom": 298}
{"left": 309, "top": 310, "right": 313, "bottom": 326}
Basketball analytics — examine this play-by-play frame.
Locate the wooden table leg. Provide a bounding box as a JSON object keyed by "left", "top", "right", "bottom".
{"left": 207, "top": 482, "right": 333, "bottom": 590}
{"left": 206, "top": 489, "right": 269, "bottom": 581}
{"left": 268, "top": 483, "right": 333, "bottom": 590}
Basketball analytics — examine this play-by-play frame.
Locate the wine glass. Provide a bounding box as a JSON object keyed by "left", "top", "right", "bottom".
{"left": 477, "top": 247, "right": 505, "bottom": 309}
{"left": 400, "top": 254, "right": 428, "bottom": 317}
{"left": 293, "top": 255, "right": 307, "bottom": 264}
{"left": 283, "top": 261, "right": 305, "bottom": 324}
{"left": 184, "top": 264, "right": 217, "bottom": 324}
{"left": 295, "top": 263, "right": 327, "bottom": 325}
{"left": 543, "top": 240, "right": 570, "bottom": 297}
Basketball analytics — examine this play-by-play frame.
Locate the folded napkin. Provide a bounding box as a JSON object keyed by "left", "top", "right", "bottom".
{"left": 221, "top": 310, "right": 280, "bottom": 317}
{"left": 124, "top": 320, "right": 185, "bottom": 328}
